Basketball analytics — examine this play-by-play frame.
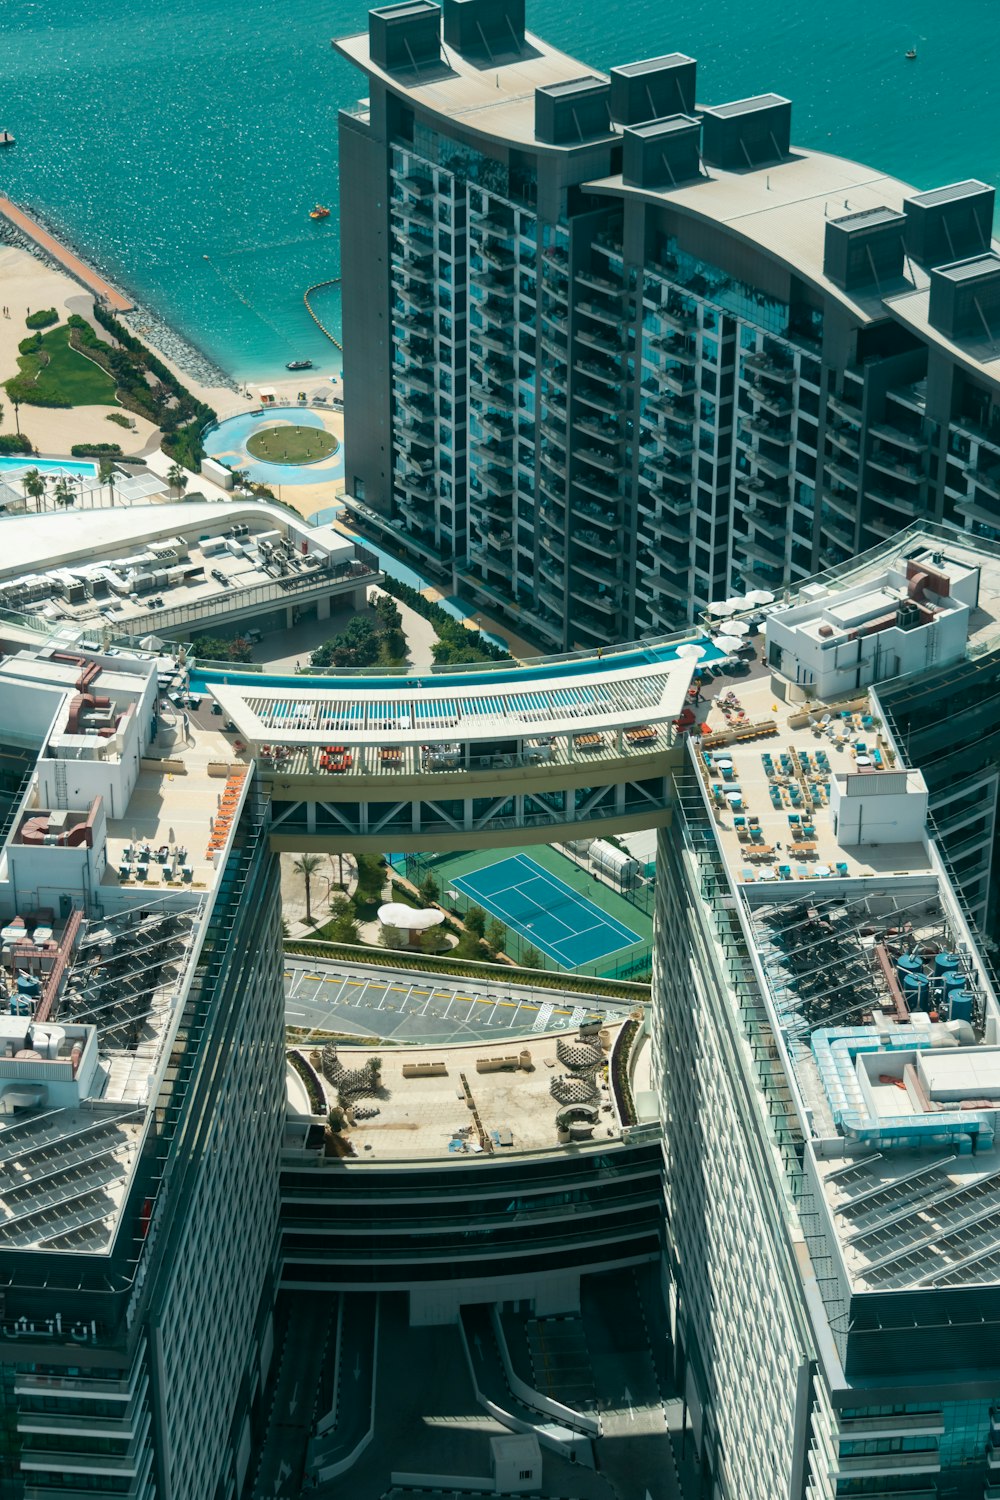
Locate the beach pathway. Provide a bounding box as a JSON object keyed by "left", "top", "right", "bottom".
{"left": 0, "top": 195, "right": 133, "bottom": 313}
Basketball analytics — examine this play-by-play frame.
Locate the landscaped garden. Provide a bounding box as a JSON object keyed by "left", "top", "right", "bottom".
{"left": 5, "top": 323, "right": 117, "bottom": 408}
{"left": 246, "top": 424, "right": 340, "bottom": 465}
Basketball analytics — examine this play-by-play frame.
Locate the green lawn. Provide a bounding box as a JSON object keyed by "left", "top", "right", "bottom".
{"left": 246, "top": 424, "right": 339, "bottom": 465}
{"left": 400, "top": 844, "right": 654, "bottom": 981}
{"left": 11, "top": 324, "right": 117, "bottom": 407}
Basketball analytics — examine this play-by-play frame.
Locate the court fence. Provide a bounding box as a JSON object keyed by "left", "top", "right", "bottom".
{"left": 391, "top": 852, "right": 653, "bottom": 983}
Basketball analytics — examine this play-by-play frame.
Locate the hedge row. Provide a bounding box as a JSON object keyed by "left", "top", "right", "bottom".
{"left": 284, "top": 937, "right": 649, "bottom": 1001}
{"left": 70, "top": 443, "right": 123, "bottom": 457}
{"left": 0, "top": 435, "right": 34, "bottom": 456}
{"left": 286, "top": 1049, "right": 325, "bottom": 1115}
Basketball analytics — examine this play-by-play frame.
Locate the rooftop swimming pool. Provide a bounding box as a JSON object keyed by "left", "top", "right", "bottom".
{"left": 188, "top": 638, "right": 724, "bottom": 696}
{"left": 0, "top": 457, "right": 99, "bottom": 478}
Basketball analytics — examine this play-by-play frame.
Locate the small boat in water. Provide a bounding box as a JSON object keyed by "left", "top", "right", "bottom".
{"left": 309, "top": 204, "right": 330, "bottom": 220}
{"left": 905, "top": 48, "right": 917, "bottom": 59}
{"left": 286, "top": 359, "right": 314, "bottom": 371}
{"left": 0, "top": 130, "right": 15, "bottom": 148}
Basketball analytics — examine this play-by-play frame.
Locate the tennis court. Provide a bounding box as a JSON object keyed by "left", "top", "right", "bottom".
{"left": 451, "top": 853, "right": 642, "bottom": 968}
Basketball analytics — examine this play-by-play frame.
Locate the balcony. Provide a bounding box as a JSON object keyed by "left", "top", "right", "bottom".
{"left": 823, "top": 458, "right": 859, "bottom": 491}
{"left": 576, "top": 445, "right": 619, "bottom": 476}
{"left": 868, "top": 448, "right": 923, "bottom": 484}
{"left": 639, "top": 507, "right": 692, "bottom": 545}
{"left": 661, "top": 432, "right": 694, "bottom": 459}
{"left": 571, "top": 505, "right": 619, "bottom": 534}
{"left": 650, "top": 335, "right": 696, "bottom": 366}
{"left": 480, "top": 411, "right": 513, "bottom": 440}
{"left": 572, "top": 554, "right": 622, "bottom": 589}
{"left": 576, "top": 269, "right": 624, "bottom": 298}
{"left": 577, "top": 298, "right": 622, "bottom": 328}
{"left": 747, "top": 383, "right": 792, "bottom": 416}
{"left": 569, "top": 584, "right": 618, "bottom": 614}
{"left": 390, "top": 199, "right": 433, "bottom": 230}
{"left": 742, "top": 351, "right": 795, "bottom": 384}
{"left": 863, "top": 484, "right": 923, "bottom": 518}
{"left": 826, "top": 424, "right": 860, "bottom": 456}
{"left": 539, "top": 330, "right": 569, "bottom": 360}
{"left": 971, "top": 461, "right": 1000, "bottom": 500}
{"left": 578, "top": 327, "right": 629, "bottom": 359}
{"left": 394, "top": 367, "right": 434, "bottom": 395}
{"left": 955, "top": 493, "right": 1000, "bottom": 530}
{"left": 480, "top": 243, "right": 515, "bottom": 271}
{"left": 826, "top": 390, "right": 862, "bottom": 423}
{"left": 868, "top": 420, "right": 927, "bottom": 454}
{"left": 575, "top": 357, "right": 625, "bottom": 388}
{"left": 741, "top": 415, "right": 792, "bottom": 447}
{"left": 538, "top": 527, "right": 565, "bottom": 561}
{"left": 472, "top": 385, "right": 515, "bottom": 415}
{"left": 574, "top": 385, "right": 620, "bottom": 416}
{"left": 574, "top": 416, "right": 625, "bottom": 445}
{"left": 574, "top": 470, "right": 620, "bottom": 504}
{"left": 659, "top": 304, "right": 698, "bottom": 332}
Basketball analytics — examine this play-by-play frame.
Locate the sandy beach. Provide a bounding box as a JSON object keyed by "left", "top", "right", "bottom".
{"left": 0, "top": 239, "right": 334, "bottom": 454}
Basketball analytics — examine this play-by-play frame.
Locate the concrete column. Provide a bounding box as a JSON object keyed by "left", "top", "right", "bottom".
{"left": 317, "top": 594, "right": 332, "bottom": 621}
{"left": 306, "top": 803, "right": 316, "bottom": 834}
{"left": 286, "top": 606, "right": 295, "bottom": 629}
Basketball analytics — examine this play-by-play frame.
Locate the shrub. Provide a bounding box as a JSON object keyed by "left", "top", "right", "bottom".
{"left": 0, "top": 434, "right": 34, "bottom": 456}
{"left": 18, "top": 333, "right": 42, "bottom": 356}
{"left": 3, "top": 377, "right": 69, "bottom": 408}
{"left": 25, "top": 308, "right": 58, "bottom": 329}
{"left": 464, "top": 905, "right": 486, "bottom": 939}
{"left": 70, "top": 442, "right": 123, "bottom": 457}
{"left": 106, "top": 412, "right": 133, "bottom": 429}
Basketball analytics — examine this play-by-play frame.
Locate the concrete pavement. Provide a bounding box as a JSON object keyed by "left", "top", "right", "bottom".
{"left": 284, "top": 956, "right": 635, "bottom": 1044}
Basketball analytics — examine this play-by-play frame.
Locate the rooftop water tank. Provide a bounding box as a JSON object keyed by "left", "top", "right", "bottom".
{"left": 16, "top": 975, "right": 41, "bottom": 996}
{"left": 935, "top": 952, "right": 961, "bottom": 978}
{"left": 896, "top": 953, "right": 924, "bottom": 979}
{"left": 903, "top": 971, "right": 931, "bottom": 1008}
{"left": 947, "top": 990, "right": 974, "bottom": 1023}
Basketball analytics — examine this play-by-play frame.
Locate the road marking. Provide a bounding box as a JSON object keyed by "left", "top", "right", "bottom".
{"left": 533, "top": 1002, "right": 554, "bottom": 1031}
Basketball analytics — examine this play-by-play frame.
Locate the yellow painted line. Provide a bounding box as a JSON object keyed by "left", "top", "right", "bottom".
{"left": 305, "top": 974, "right": 323, "bottom": 981}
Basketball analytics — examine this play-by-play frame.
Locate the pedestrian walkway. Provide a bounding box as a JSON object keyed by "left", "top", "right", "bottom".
{"left": 0, "top": 195, "right": 133, "bottom": 311}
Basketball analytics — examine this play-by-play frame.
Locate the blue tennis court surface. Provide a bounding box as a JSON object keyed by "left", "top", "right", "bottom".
{"left": 452, "top": 854, "right": 642, "bottom": 968}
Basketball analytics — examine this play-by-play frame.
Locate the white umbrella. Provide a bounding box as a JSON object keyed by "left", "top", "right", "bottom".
{"left": 675, "top": 643, "right": 705, "bottom": 661}
{"left": 714, "top": 635, "right": 743, "bottom": 653}
{"left": 707, "top": 600, "right": 739, "bottom": 618}
{"left": 745, "top": 589, "right": 775, "bottom": 605}
{"left": 724, "top": 596, "right": 746, "bottom": 613}
{"left": 728, "top": 619, "right": 751, "bottom": 636}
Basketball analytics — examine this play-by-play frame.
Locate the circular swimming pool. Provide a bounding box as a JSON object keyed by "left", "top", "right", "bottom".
{"left": 203, "top": 406, "right": 345, "bottom": 487}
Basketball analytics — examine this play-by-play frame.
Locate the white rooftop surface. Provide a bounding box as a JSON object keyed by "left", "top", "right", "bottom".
{"left": 780, "top": 529, "right": 1000, "bottom": 653}
{"left": 587, "top": 148, "right": 969, "bottom": 321}
{"left": 336, "top": 28, "right": 609, "bottom": 147}
{"left": 0, "top": 498, "right": 351, "bottom": 580}
{"left": 210, "top": 658, "right": 691, "bottom": 746}
{"left": 886, "top": 282, "right": 1000, "bottom": 382}
{"left": 921, "top": 1049, "right": 1000, "bottom": 1100}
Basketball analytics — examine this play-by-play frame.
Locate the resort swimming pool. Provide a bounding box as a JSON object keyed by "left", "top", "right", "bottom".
{"left": 188, "top": 638, "right": 724, "bottom": 696}
{"left": 203, "top": 406, "right": 344, "bottom": 487}
{"left": 0, "top": 456, "right": 99, "bottom": 478}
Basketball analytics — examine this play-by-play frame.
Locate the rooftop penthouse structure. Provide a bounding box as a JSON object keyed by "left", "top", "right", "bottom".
{"left": 335, "top": 0, "right": 1000, "bottom": 657}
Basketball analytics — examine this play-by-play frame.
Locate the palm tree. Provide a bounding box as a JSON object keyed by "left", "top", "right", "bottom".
{"left": 53, "top": 477, "right": 74, "bottom": 508}
{"left": 98, "top": 457, "right": 117, "bottom": 508}
{"left": 230, "top": 467, "right": 250, "bottom": 493}
{"left": 167, "top": 463, "right": 188, "bottom": 500}
{"left": 293, "top": 853, "right": 323, "bottom": 926}
{"left": 22, "top": 469, "right": 45, "bottom": 513}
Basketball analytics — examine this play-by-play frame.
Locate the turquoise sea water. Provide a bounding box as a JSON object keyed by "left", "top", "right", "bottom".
{"left": 0, "top": 0, "right": 997, "bottom": 381}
